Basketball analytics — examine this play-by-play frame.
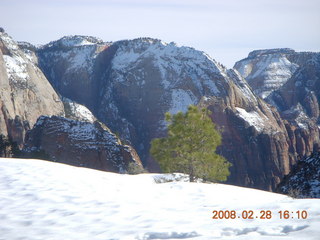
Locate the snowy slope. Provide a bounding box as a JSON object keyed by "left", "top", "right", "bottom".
{"left": 1, "top": 158, "right": 319, "bottom": 240}
{"left": 62, "top": 97, "right": 96, "bottom": 122}
{"left": 109, "top": 38, "right": 226, "bottom": 116}
{"left": 1, "top": 32, "right": 30, "bottom": 84}
{"left": 234, "top": 49, "right": 298, "bottom": 99}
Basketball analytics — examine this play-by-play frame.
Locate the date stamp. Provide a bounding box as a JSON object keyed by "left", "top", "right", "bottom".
{"left": 212, "top": 210, "right": 308, "bottom": 220}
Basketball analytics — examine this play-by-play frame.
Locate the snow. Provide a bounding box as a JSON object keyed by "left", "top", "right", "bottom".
{"left": 111, "top": 48, "right": 142, "bottom": 71}
{"left": 234, "top": 59, "right": 253, "bottom": 78}
{"left": 33, "top": 116, "right": 119, "bottom": 151}
{"left": 228, "top": 69, "right": 258, "bottom": 103}
{"left": 39, "top": 36, "right": 109, "bottom": 79}
{"left": 64, "top": 98, "right": 95, "bottom": 122}
{"left": 71, "top": 104, "right": 95, "bottom": 122}
{"left": 0, "top": 32, "right": 31, "bottom": 83}
{"left": 3, "top": 55, "right": 29, "bottom": 82}
{"left": 292, "top": 104, "right": 310, "bottom": 130}
{"left": 45, "top": 46, "right": 96, "bottom": 74}
{"left": 1, "top": 158, "right": 320, "bottom": 240}
{"left": 45, "top": 36, "right": 104, "bottom": 48}
{"left": 111, "top": 38, "right": 222, "bottom": 95}
{"left": 169, "top": 89, "right": 197, "bottom": 114}
{"left": 235, "top": 107, "right": 266, "bottom": 132}
{"left": 68, "top": 47, "right": 95, "bottom": 71}
{"left": 235, "top": 53, "right": 298, "bottom": 99}
{"left": 0, "top": 32, "right": 19, "bottom": 51}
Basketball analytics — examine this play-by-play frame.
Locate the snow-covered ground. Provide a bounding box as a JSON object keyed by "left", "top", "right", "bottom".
{"left": 0, "top": 158, "right": 319, "bottom": 240}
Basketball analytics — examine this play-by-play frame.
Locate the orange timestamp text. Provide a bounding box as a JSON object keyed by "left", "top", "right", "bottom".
{"left": 212, "top": 210, "right": 308, "bottom": 220}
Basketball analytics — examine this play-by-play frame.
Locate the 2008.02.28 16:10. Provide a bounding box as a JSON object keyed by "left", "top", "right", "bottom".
{"left": 212, "top": 210, "right": 308, "bottom": 220}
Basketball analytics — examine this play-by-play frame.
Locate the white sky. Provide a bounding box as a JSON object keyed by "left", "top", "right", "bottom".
{"left": 1, "top": 0, "right": 319, "bottom": 67}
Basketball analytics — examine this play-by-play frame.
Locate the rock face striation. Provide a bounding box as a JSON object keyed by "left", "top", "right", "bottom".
{"left": 24, "top": 115, "right": 142, "bottom": 173}
{"left": 276, "top": 151, "right": 320, "bottom": 198}
{"left": 33, "top": 36, "right": 320, "bottom": 190}
{"left": 0, "top": 30, "right": 64, "bottom": 145}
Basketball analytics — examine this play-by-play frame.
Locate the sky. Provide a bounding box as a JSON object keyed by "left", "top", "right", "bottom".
{"left": 1, "top": 0, "right": 319, "bottom": 67}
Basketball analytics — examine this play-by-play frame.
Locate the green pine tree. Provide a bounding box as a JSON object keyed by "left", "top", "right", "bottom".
{"left": 150, "top": 105, "right": 231, "bottom": 182}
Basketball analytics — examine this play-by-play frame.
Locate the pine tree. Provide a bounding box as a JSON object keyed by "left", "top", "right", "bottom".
{"left": 150, "top": 105, "right": 231, "bottom": 182}
{"left": 0, "top": 134, "right": 21, "bottom": 157}
{"left": 0, "top": 134, "right": 11, "bottom": 157}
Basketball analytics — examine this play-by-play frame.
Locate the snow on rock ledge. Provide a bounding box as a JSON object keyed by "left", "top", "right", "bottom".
{"left": 23, "top": 116, "right": 142, "bottom": 173}
{"left": 235, "top": 107, "right": 266, "bottom": 132}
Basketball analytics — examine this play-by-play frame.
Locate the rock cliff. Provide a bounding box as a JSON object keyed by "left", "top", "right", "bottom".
{"left": 0, "top": 31, "right": 142, "bottom": 174}
{"left": 0, "top": 30, "right": 64, "bottom": 145}
{"left": 276, "top": 151, "right": 320, "bottom": 198}
{"left": 24, "top": 115, "right": 142, "bottom": 172}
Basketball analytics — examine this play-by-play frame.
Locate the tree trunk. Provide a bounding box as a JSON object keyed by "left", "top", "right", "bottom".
{"left": 189, "top": 163, "right": 195, "bottom": 182}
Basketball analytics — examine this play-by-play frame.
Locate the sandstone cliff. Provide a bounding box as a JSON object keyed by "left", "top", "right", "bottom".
{"left": 1, "top": 31, "right": 142, "bottom": 174}
{"left": 24, "top": 115, "right": 142, "bottom": 173}
{"left": 0, "top": 31, "right": 64, "bottom": 145}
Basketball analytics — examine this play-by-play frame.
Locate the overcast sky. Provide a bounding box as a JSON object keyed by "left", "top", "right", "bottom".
{"left": 1, "top": 0, "right": 319, "bottom": 67}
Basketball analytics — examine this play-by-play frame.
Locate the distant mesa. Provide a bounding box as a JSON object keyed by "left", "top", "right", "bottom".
{"left": 248, "top": 48, "right": 295, "bottom": 58}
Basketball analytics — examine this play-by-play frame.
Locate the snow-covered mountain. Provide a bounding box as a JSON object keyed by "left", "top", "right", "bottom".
{"left": 1, "top": 30, "right": 319, "bottom": 191}
{"left": 0, "top": 30, "right": 141, "bottom": 172}
{"left": 36, "top": 35, "right": 111, "bottom": 110}
{"left": 35, "top": 36, "right": 301, "bottom": 190}
{"left": 31, "top": 35, "right": 320, "bottom": 190}
{"left": 234, "top": 49, "right": 317, "bottom": 99}
{"left": 235, "top": 48, "right": 320, "bottom": 163}
{"left": 1, "top": 158, "right": 320, "bottom": 240}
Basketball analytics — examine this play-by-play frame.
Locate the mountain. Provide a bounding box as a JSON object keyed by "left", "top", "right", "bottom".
{"left": 0, "top": 31, "right": 64, "bottom": 145}
{"left": 276, "top": 151, "right": 320, "bottom": 198}
{"left": 266, "top": 52, "right": 320, "bottom": 123}
{"left": 23, "top": 115, "right": 141, "bottom": 172}
{"left": 234, "top": 48, "right": 317, "bottom": 99}
{"left": 1, "top": 157, "right": 320, "bottom": 240}
{"left": 2, "top": 31, "right": 319, "bottom": 191}
{"left": 0, "top": 30, "right": 141, "bottom": 172}
{"left": 235, "top": 49, "right": 320, "bottom": 161}
{"left": 34, "top": 36, "right": 314, "bottom": 190}
{"left": 36, "top": 35, "right": 111, "bottom": 110}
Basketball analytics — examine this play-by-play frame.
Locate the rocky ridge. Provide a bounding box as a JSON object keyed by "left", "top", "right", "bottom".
{"left": 276, "top": 151, "right": 320, "bottom": 198}
{"left": 24, "top": 115, "right": 142, "bottom": 172}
